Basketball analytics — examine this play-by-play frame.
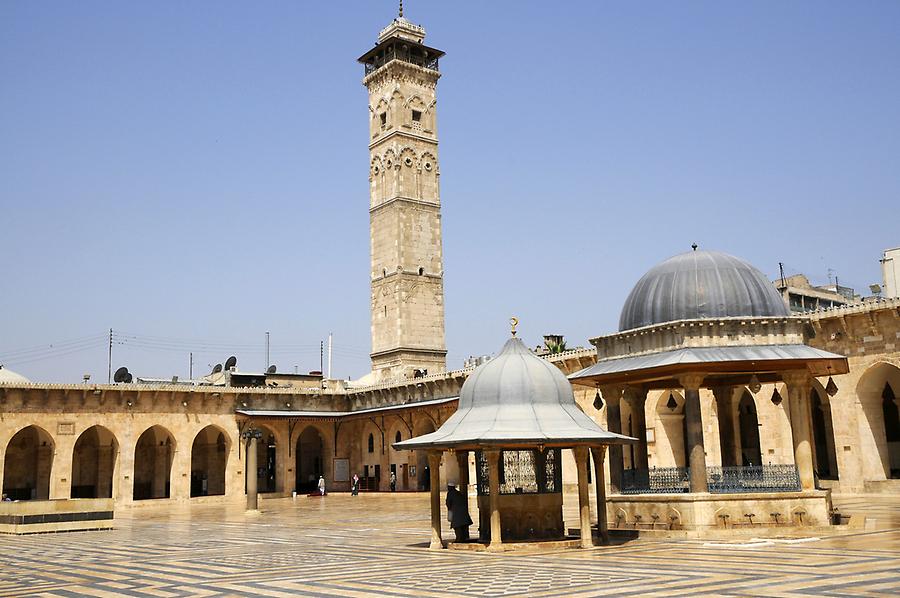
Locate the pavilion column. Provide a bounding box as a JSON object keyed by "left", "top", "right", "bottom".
{"left": 428, "top": 451, "right": 443, "bottom": 549}
{"left": 485, "top": 449, "right": 502, "bottom": 550}
{"left": 713, "top": 386, "right": 738, "bottom": 466}
{"left": 600, "top": 385, "right": 624, "bottom": 493}
{"left": 783, "top": 371, "right": 815, "bottom": 491}
{"left": 679, "top": 374, "right": 708, "bottom": 493}
{"left": 624, "top": 386, "right": 649, "bottom": 471}
{"left": 573, "top": 446, "right": 594, "bottom": 549}
{"left": 590, "top": 446, "right": 609, "bottom": 543}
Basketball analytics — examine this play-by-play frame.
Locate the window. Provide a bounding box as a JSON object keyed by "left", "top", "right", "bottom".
{"left": 411, "top": 110, "right": 422, "bottom": 122}
{"left": 395, "top": 431, "right": 402, "bottom": 444}
{"left": 418, "top": 267, "right": 424, "bottom": 275}
{"left": 379, "top": 112, "right": 387, "bottom": 126}
{"left": 368, "top": 433, "right": 375, "bottom": 453}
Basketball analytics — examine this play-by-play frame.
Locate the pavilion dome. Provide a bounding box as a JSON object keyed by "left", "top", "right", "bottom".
{"left": 618, "top": 249, "right": 790, "bottom": 332}
{"left": 394, "top": 335, "right": 632, "bottom": 449}
{"left": 0, "top": 365, "right": 31, "bottom": 384}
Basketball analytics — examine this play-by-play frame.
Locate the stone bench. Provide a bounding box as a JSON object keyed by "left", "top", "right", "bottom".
{"left": 0, "top": 499, "right": 114, "bottom": 534}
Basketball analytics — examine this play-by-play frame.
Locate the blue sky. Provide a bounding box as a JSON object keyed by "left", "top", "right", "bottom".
{"left": 1, "top": 1, "right": 898, "bottom": 383}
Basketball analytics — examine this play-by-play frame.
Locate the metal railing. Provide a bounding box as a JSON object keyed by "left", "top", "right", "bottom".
{"left": 707, "top": 465, "right": 801, "bottom": 494}
{"left": 621, "top": 465, "right": 801, "bottom": 495}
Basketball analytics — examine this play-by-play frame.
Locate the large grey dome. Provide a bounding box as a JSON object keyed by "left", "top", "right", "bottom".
{"left": 394, "top": 336, "right": 632, "bottom": 449}
{"left": 619, "top": 250, "right": 789, "bottom": 332}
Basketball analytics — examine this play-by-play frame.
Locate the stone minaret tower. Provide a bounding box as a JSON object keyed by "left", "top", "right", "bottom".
{"left": 359, "top": 10, "right": 447, "bottom": 382}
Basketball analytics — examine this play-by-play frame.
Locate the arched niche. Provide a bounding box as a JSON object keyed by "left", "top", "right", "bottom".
{"left": 191, "top": 425, "right": 230, "bottom": 497}
{"left": 71, "top": 425, "right": 118, "bottom": 499}
{"left": 856, "top": 362, "right": 900, "bottom": 480}
{"left": 3, "top": 425, "right": 54, "bottom": 500}
{"left": 133, "top": 425, "right": 176, "bottom": 500}
{"left": 295, "top": 426, "right": 324, "bottom": 493}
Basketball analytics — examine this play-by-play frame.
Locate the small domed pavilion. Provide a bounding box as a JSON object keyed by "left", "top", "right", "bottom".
{"left": 570, "top": 248, "right": 848, "bottom": 529}
{"left": 395, "top": 322, "right": 633, "bottom": 550}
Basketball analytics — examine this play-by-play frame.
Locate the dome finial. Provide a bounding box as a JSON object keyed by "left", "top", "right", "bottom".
{"left": 399, "top": 0, "right": 403, "bottom": 18}
{"left": 691, "top": 243, "right": 698, "bottom": 251}
{"left": 509, "top": 316, "right": 519, "bottom": 337}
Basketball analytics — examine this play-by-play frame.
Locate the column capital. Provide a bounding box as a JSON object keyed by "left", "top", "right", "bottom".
{"left": 678, "top": 373, "right": 706, "bottom": 391}
{"left": 572, "top": 445, "right": 589, "bottom": 462}
{"left": 711, "top": 385, "right": 734, "bottom": 401}
{"left": 623, "top": 385, "right": 647, "bottom": 405}
{"left": 781, "top": 370, "right": 813, "bottom": 390}
{"left": 599, "top": 385, "right": 624, "bottom": 404}
{"left": 483, "top": 448, "right": 500, "bottom": 463}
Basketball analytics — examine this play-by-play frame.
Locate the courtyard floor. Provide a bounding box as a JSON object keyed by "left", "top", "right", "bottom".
{"left": 0, "top": 492, "right": 898, "bottom": 597}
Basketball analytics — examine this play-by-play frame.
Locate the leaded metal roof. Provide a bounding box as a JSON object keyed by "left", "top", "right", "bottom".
{"left": 619, "top": 250, "right": 789, "bottom": 332}
{"left": 394, "top": 336, "right": 634, "bottom": 450}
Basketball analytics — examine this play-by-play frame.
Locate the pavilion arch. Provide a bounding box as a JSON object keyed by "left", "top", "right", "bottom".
{"left": 295, "top": 425, "right": 325, "bottom": 492}
{"left": 856, "top": 361, "right": 900, "bottom": 480}
{"left": 3, "top": 425, "right": 54, "bottom": 500}
{"left": 653, "top": 390, "right": 687, "bottom": 468}
{"left": 810, "top": 380, "right": 839, "bottom": 480}
{"left": 190, "top": 425, "right": 230, "bottom": 498}
{"left": 133, "top": 425, "right": 176, "bottom": 500}
{"left": 71, "top": 425, "right": 118, "bottom": 499}
{"left": 737, "top": 391, "right": 762, "bottom": 467}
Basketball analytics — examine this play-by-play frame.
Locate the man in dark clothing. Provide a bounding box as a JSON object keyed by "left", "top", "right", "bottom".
{"left": 445, "top": 482, "right": 472, "bottom": 542}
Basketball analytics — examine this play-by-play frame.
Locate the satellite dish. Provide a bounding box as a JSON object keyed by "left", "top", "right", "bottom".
{"left": 267, "top": 365, "right": 277, "bottom": 374}
{"left": 224, "top": 356, "right": 237, "bottom": 370}
{"left": 212, "top": 363, "right": 223, "bottom": 374}
{"left": 114, "top": 367, "right": 130, "bottom": 383}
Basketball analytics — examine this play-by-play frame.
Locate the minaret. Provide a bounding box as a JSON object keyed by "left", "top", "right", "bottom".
{"left": 359, "top": 8, "right": 447, "bottom": 382}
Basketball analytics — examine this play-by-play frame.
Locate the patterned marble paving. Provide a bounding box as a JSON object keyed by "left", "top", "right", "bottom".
{"left": 0, "top": 493, "right": 897, "bottom": 597}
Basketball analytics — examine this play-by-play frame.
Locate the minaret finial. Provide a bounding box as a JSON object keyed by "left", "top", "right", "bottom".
{"left": 510, "top": 317, "right": 519, "bottom": 337}
{"left": 691, "top": 243, "right": 698, "bottom": 251}
{"left": 399, "top": 0, "right": 403, "bottom": 18}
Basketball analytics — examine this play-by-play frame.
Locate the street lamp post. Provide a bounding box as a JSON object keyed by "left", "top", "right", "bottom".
{"left": 242, "top": 428, "right": 263, "bottom": 511}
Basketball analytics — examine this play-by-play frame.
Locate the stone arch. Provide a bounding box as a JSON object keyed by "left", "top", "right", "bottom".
{"left": 809, "top": 381, "right": 839, "bottom": 480}
{"left": 71, "top": 425, "right": 118, "bottom": 499}
{"left": 856, "top": 361, "right": 900, "bottom": 480}
{"left": 295, "top": 425, "right": 325, "bottom": 492}
{"left": 190, "top": 425, "right": 230, "bottom": 497}
{"left": 372, "top": 98, "right": 389, "bottom": 137}
{"left": 3, "top": 425, "right": 54, "bottom": 500}
{"left": 370, "top": 155, "right": 385, "bottom": 206}
{"left": 406, "top": 95, "right": 428, "bottom": 131}
{"left": 397, "top": 147, "right": 417, "bottom": 198}
{"left": 737, "top": 391, "right": 762, "bottom": 466}
{"left": 413, "top": 418, "right": 436, "bottom": 491}
{"left": 419, "top": 151, "right": 438, "bottom": 202}
{"left": 382, "top": 148, "right": 397, "bottom": 198}
{"left": 133, "top": 425, "right": 176, "bottom": 500}
{"left": 654, "top": 390, "right": 687, "bottom": 467}
{"left": 386, "top": 416, "right": 412, "bottom": 490}
{"left": 388, "top": 89, "right": 404, "bottom": 128}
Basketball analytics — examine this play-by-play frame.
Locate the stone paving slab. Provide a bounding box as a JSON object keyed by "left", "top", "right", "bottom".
{"left": 0, "top": 493, "right": 897, "bottom": 597}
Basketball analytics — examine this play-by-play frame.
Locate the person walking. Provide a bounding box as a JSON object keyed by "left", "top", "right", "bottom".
{"left": 351, "top": 473, "right": 360, "bottom": 496}
{"left": 317, "top": 475, "right": 326, "bottom": 496}
{"left": 445, "top": 482, "right": 472, "bottom": 542}
{"left": 390, "top": 471, "right": 397, "bottom": 492}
